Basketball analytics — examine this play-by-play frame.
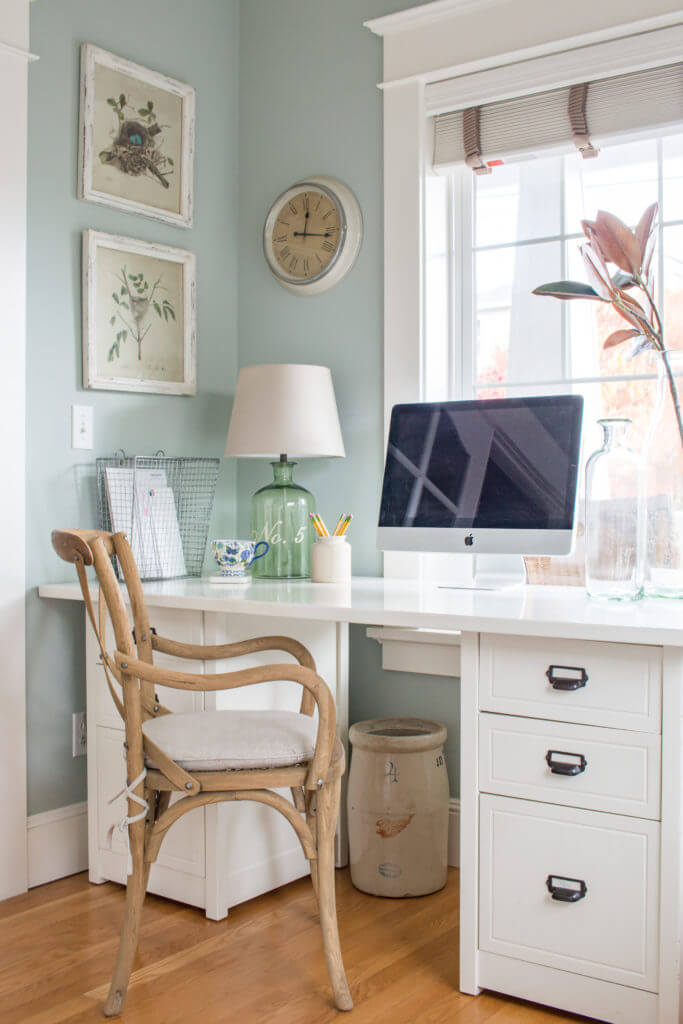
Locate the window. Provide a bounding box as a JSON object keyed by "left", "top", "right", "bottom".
{"left": 425, "top": 131, "right": 683, "bottom": 460}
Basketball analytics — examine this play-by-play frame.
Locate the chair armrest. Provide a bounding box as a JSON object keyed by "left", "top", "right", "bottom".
{"left": 152, "top": 633, "right": 316, "bottom": 669}
{"left": 151, "top": 633, "right": 318, "bottom": 717}
{"left": 114, "top": 651, "right": 336, "bottom": 788}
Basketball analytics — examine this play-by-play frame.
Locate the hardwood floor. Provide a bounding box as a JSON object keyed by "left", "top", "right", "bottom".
{"left": 0, "top": 868, "right": 597, "bottom": 1024}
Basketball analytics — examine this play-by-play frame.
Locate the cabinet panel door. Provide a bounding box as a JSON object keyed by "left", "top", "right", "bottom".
{"left": 96, "top": 724, "right": 205, "bottom": 880}
{"left": 202, "top": 613, "right": 338, "bottom": 909}
{"left": 479, "top": 795, "right": 660, "bottom": 991}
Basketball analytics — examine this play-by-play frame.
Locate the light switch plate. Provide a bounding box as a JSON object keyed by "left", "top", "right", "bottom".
{"left": 71, "top": 405, "right": 93, "bottom": 449}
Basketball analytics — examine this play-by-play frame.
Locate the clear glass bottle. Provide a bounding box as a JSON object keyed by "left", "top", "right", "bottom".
{"left": 643, "top": 350, "right": 683, "bottom": 598}
{"left": 250, "top": 459, "right": 315, "bottom": 578}
{"left": 585, "top": 418, "right": 643, "bottom": 601}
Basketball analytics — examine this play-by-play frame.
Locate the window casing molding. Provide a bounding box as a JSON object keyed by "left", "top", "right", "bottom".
{"left": 369, "top": 7, "right": 683, "bottom": 581}
{"left": 424, "top": 21, "right": 683, "bottom": 117}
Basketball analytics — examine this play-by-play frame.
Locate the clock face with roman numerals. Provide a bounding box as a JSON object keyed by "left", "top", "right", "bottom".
{"left": 263, "top": 177, "right": 363, "bottom": 296}
{"left": 271, "top": 188, "right": 341, "bottom": 281}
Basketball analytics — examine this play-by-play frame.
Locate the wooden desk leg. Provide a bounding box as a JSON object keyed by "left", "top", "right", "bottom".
{"left": 335, "top": 621, "right": 350, "bottom": 868}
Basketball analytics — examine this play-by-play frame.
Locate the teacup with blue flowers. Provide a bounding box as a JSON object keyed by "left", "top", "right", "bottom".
{"left": 211, "top": 539, "right": 269, "bottom": 578}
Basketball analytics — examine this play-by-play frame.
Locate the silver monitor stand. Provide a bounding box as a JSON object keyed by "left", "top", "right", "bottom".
{"left": 438, "top": 554, "right": 527, "bottom": 591}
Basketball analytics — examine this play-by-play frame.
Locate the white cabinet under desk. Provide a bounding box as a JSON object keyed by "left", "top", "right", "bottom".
{"left": 39, "top": 577, "right": 683, "bottom": 1024}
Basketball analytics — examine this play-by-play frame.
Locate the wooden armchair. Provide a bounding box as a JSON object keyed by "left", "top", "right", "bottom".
{"left": 52, "top": 528, "right": 352, "bottom": 1017}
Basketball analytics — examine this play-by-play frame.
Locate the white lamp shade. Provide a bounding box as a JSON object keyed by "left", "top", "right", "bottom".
{"left": 225, "top": 363, "right": 346, "bottom": 459}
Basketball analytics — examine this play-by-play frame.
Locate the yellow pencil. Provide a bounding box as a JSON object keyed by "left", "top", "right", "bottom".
{"left": 309, "top": 512, "right": 329, "bottom": 537}
{"left": 332, "top": 514, "right": 346, "bottom": 536}
{"left": 309, "top": 513, "right": 325, "bottom": 537}
{"left": 339, "top": 514, "right": 353, "bottom": 536}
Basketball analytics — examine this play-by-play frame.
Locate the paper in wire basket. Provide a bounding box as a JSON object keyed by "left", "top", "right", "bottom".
{"left": 97, "top": 454, "right": 219, "bottom": 580}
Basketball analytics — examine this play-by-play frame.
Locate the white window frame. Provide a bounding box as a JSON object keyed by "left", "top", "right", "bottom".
{"left": 444, "top": 140, "right": 675, "bottom": 401}
{"left": 366, "top": 4, "right": 683, "bottom": 582}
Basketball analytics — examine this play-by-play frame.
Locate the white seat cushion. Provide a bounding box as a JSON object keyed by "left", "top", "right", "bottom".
{"left": 142, "top": 709, "right": 317, "bottom": 772}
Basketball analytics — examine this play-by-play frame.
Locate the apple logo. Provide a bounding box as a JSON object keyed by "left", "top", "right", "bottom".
{"left": 464, "top": 534, "right": 474, "bottom": 547}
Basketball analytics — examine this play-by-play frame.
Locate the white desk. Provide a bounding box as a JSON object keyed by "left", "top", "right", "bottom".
{"left": 39, "top": 577, "right": 683, "bottom": 1024}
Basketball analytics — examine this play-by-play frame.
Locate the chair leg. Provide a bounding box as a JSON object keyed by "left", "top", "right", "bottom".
{"left": 103, "top": 825, "right": 149, "bottom": 1018}
{"left": 316, "top": 777, "right": 353, "bottom": 1012}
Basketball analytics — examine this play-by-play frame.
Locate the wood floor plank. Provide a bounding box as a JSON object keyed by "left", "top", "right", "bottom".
{"left": 0, "top": 869, "right": 597, "bottom": 1024}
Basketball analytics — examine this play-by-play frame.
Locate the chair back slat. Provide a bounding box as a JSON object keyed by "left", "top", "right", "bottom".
{"left": 51, "top": 528, "right": 157, "bottom": 718}
{"left": 112, "top": 533, "right": 156, "bottom": 708}
{"left": 90, "top": 537, "right": 136, "bottom": 658}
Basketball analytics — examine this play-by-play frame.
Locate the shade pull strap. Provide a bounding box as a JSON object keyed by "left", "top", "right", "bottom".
{"left": 569, "top": 82, "right": 599, "bottom": 159}
{"left": 108, "top": 768, "right": 149, "bottom": 829}
{"left": 463, "top": 106, "right": 492, "bottom": 175}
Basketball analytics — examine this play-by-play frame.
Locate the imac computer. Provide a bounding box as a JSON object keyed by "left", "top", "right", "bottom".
{"left": 377, "top": 395, "right": 583, "bottom": 586}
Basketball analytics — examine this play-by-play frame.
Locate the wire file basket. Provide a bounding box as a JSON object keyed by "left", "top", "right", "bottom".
{"left": 96, "top": 452, "right": 219, "bottom": 580}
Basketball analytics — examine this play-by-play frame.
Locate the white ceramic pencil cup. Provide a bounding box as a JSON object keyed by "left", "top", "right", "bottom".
{"left": 311, "top": 536, "right": 351, "bottom": 583}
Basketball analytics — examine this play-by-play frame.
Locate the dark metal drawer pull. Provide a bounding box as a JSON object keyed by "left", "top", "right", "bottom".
{"left": 546, "top": 875, "right": 588, "bottom": 902}
{"left": 545, "top": 750, "right": 588, "bottom": 776}
{"left": 546, "top": 665, "right": 588, "bottom": 691}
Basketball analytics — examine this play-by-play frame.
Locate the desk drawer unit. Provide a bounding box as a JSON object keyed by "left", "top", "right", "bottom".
{"left": 478, "top": 714, "right": 661, "bottom": 819}
{"left": 479, "top": 635, "right": 662, "bottom": 732}
{"left": 479, "top": 795, "right": 660, "bottom": 992}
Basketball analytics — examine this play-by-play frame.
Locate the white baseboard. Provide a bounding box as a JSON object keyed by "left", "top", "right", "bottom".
{"left": 25, "top": 798, "right": 459, "bottom": 889}
{"left": 27, "top": 801, "right": 88, "bottom": 888}
{"left": 448, "top": 797, "right": 460, "bottom": 867}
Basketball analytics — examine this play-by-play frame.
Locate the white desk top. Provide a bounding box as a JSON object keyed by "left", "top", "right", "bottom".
{"left": 38, "top": 576, "right": 683, "bottom": 647}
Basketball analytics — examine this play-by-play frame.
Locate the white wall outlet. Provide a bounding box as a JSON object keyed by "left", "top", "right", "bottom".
{"left": 72, "top": 711, "right": 87, "bottom": 757}
{"left": 71, "top": 404, "right": 93, "bottom": 450}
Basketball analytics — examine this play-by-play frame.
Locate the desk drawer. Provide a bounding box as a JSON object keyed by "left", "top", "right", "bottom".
{"left": 479, "top": 714, "right": 661, "bottom": 819}
{"left": 479, "top": 635, "right": 661, "bottom": 733}
{"left": 479, "top": 795, "right": 660, "bottom": 992}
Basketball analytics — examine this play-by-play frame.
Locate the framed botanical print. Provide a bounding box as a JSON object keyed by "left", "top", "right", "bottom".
{"left": 78, "top": 44, "right": 195, "bottom": 228}
{"left": 82, "top": 230, "right": 196, "bottom": 395}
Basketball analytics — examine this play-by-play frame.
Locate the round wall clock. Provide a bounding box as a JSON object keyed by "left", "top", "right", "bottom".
{"left": 263, "top": 176, "right": 363, "bottom": 296}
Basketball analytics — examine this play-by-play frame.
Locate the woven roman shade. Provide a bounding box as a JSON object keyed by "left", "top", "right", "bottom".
{"left": 433, "top": 62, "right": 683, "bottom": 173}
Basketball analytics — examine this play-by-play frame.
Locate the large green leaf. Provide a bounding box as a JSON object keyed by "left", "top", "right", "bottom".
{"left": 532, "top": 281, "right": 604, "bottom": 301}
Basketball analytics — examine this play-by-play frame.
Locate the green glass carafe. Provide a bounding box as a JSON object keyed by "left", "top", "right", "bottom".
{"left": 251, "top": 459, "right": 315, "bottom": 578}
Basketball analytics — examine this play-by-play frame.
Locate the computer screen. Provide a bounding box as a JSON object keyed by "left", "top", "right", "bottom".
{"left": 377, "top": 395, "right": 583, "bottom": 555}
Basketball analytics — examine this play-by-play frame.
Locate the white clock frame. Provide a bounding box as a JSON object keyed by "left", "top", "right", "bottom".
{"left": 263, "top": 176, "right": 363, "bottom": 297}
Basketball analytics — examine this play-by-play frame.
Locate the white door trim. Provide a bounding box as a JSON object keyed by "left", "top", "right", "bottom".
{"left": 0, "top": 0, "right": 29, "bottom": 900}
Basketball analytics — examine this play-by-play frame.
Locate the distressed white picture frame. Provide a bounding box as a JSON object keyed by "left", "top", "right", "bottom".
{"left": 78, "top": 44, "right": 195, "bottom": 228}
{"left": 82, "top": 229, "right": 197, "bottom": 396}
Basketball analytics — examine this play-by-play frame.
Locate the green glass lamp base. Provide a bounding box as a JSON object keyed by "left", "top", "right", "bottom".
{"left": 250, "top": 459, "right": 315, "bottom": 579}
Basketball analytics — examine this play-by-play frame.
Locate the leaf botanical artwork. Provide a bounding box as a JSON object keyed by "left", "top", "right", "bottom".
{"left": 83, "top": 230, "right": 196, "bottom": 396}
{"left": 533, "top": 203, "right": 683, "bottom": 448}
{"left": 108, "top": 265, "right": 176, "bottom": 363}
{"left": 79, "top": 45, "right": 195, "bottom": 228}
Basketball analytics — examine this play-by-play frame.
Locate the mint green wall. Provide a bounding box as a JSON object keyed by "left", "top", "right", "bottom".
{"left": 236, "top": 0, "right": 461, "bottom": 791}
{"left": 26, "top": 0, "right": 239, "bottom": 815}
{"left": 27, "top": 0, "right": 462, "bottom": 818}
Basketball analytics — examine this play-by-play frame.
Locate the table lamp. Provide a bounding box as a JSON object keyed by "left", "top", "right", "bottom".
{"left": 225, "top": 363, "right": 345, "bottom": 578}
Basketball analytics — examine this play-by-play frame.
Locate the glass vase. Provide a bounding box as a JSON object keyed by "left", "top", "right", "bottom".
{"left": 584, "top": 418, "right": 643, "bottom": 601}
{"left": 250, "top": 460, "right": 315, "bottom": 579}
{"left": 643, "top": 350, "right": 683, "bottom": 599}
